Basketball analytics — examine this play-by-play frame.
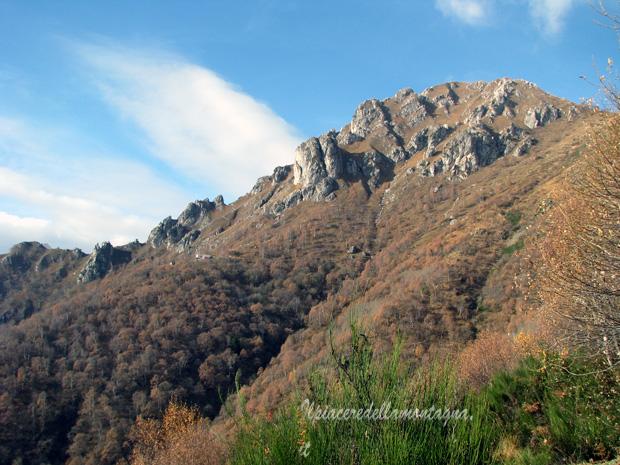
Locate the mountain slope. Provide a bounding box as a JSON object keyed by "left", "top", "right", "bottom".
{"left": 0, "top": 78, "right": 592, "bottom": 465}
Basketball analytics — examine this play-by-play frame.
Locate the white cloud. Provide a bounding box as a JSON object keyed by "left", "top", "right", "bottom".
{"left": 435, "top": 0, "right": 490, "bottom": 25}
{"left": 0, "top": 164, "right": 167, "bottom": 253}
{"left": 435, "top": 0, "right": 576, "bottom": 35}
{"left": 527, "top": 0, "right": 575, "bottom": 36}
{"left": 0, "top": 212, "right": 52, "bottom": 250}
{"left": 0, "top": 117, "right": 189, "bottom": 253}
{"left": 70, "top": 41, "right": 303, "bottom": 202}
{"left": 0, "top": 42, "right": 303, "bottom": 254}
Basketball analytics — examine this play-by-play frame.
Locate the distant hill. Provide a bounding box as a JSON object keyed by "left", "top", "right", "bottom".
{"left": 0, "top": 78, "right": 593, "bottom": 465}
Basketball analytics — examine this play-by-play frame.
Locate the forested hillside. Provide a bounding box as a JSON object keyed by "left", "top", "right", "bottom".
{"left": 0, "top": 78, "right": 594, "bottom": 464}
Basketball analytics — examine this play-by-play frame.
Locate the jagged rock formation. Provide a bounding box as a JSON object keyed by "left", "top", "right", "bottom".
{"left": 281, "top": 78, "right": 579, "bottom": 208}
{"left": 524, "top": 102, "right": 562, "bottom": 128}
{"left": 417, "top": 122, "right": 538, "bottom": 178}
{"left": 147, "top": 196, "right": 225, "bottom": 250}
{"left": 77, "top": 242, "right": 131, "bottom": 284}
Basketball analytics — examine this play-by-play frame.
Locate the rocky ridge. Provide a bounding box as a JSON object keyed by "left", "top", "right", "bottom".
{"left": 62, "top": 78, "right": 584, "bottom": 279}
{"left": 243, "top": 78, "right": 581, "bottom": 217}
{"left": 135, "top": 78, "right": 583, "bottom": 263}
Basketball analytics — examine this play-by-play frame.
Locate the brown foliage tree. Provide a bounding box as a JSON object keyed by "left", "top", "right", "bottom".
{"left": 536, "top": 5, "right": 620, "bottom": 365}
{"left": 538, "top": 112, "right": 620, "bottom": 365}
{"left": 128, "top": 400, "right": 227, "bottom": 465}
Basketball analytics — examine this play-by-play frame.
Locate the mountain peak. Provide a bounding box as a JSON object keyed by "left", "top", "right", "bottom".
{"left": 287, "top": 78, "right": 581, "bottom": 204}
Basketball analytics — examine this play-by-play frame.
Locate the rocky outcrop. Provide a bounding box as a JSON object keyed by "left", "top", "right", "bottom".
{"left": 250, "top": 166, "right": 292, "bottom": 198}
{"left": 291, "top": 125, "right": 401, "bottom": 205}
{"left": 72, "top": 248, "right": 86, "bottom": 259}
{"left": 524, "top": 102, "right": 562, "bottom": 129}
{"left": 1, "top": 253, "right": 28, "bottom": 272}
{"left": 272, "top": 165, "right": 291, "bottom": 184}
{"left": 77, "top": 242, "right": 112, "bottom": 284}
{"left": 423, "top": 82, "right": 459, "bottom": 109}
{"left": 488, "top": 78, "right": 518, "bottom": 118}
{"left": 418, "top": 121, "right": 539, "bottom": 178}
{"left": 336, "top": 99, "right": 390, "bottom": 146}
{"left": 148, "top": 216, "right": 178, "bottom": 248}
{"left": 292, "top": 130, "right": 343, "bottom": 201}
{"left": 501, "top": 123, "right": 537, "bottom": 157}
{"left": 394, "top": 91, "right": 433, "bottom": 130}
{"left": 175, "top": 230, "right": 201, "bottom": 253}
{"left": 359, "top": 151, "right": 394, "bottom": 187}
{"left": 148, "top": 197, "right": 225, "bottom": 249}
{"left": 77, "top": 242, "right": 131, "bottom": 284}
{"left": 1, "top": 242, "right": 48, "bottom": 273}
{"left": 36, "top": 254, "right": 58, "bottom": 272}
{"left": 294, "top": 130, "right": 343, "bottom": 187}
{"left": 442, "top": 124, "right": 504, "bottom": 175}
{"left": 421, "top": 124, "right": 505, "bottom": 178}
{"left": 408, "top": 124, "right": 454, "bottom": 158}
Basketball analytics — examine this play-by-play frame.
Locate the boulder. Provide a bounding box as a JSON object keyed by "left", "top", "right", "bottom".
{"left": 347, "top": 245, "right": 362, "bottom": 254}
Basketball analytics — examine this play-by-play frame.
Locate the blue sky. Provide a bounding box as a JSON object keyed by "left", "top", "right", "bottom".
{"left": 0, "top": 0, "right": 616, "bottom": 253}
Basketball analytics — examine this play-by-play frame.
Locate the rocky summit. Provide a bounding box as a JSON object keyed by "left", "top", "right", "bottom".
{"left": 244, "top": 78, "right": 577, "bottom": 216}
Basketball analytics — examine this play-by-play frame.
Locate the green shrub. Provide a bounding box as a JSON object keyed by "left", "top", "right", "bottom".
{"left": 486, "top": 353, "right": 620, "bottom": 463}
{"left": 229, "top": 314, "right": 497, "bottom": 464}
{"left": 505, "top": 211, "right": 523, "bottom": 228}
{"left": 502, "top": 239, "right": 524, "bottom": 256}
{"left": 228, "top": 317, "right": 620, "bottom": 464}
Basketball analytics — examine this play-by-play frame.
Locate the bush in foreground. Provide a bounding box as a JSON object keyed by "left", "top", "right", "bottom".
{"left": 226, "top": 320, "right": 620, "bottom": 464}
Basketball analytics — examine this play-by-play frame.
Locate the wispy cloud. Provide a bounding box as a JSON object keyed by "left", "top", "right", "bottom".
{"left": 69, "top": 41, "right": 303, "bottom": 202}
{"left": 0, "top": 40, "right": 303, "bottom": 253}
{"left": 435, "top": 0, "right": 576, "bottom": 35}
{"left": 527, "top": 0, "right": 575, "bottom": 36}
{"left": 0, "top": 116, "right": 188, "bottom": 253}
{"left": 435, "top": 0, "right": 490, "bottom": 25}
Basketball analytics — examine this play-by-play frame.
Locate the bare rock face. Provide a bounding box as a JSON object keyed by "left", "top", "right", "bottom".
{"left": 423, "top": 82, "right": 459, "bottom": 109}
{"left": 439, "top": 124, "right": 504, "bottom": 176}
{"left": 175, "top": 230, "right": 201, "bottom": 253}
{"left": 77, "top": 242, "right": 113, "bottom": 284}
{"left": 524, "top": 102, "right": 562, "bottom": 129}
{"left": 293, "top": 129, "right": 343, "bottom": 201}
{"left": 77, "top": 242, "right": 131, "bottom": 284}
{"left": 294, "top": 130, "right": 343, "bottom": 187}
{"left": 489, "top": 78, "right": 518, "bottom": 117}
{"left": 272, "top": 165, "right": 291, "bottom": 184}
{"left": 320, "top": 131, "right": 343, "bottom": 179}
{"left": 393, "top": 91, "right": 432, "bottom": 130}
{"left": 337, "top": 99, "right": 390, "bottom": 145}
{"left": 360, "top": 151, "right": 394, "bottom": 186}
{"left": 148, "top": 197, "right": 225, "bottom": 249}
{"left": 147, "top": 216, "right": 177, "bottom": 248}
{"left": 178, "top": 199, "right": 218, "bottom": 229}
{"left": 410, "top": 124, "right": 454, "bottom": 158}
